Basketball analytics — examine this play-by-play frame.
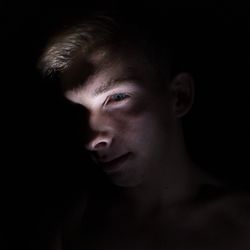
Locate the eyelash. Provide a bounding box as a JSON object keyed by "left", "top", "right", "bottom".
{"left": 104, "top": 93, "right": 130, "bottom": 106}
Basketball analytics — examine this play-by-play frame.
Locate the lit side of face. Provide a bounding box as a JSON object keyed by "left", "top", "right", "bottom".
{"left": 62, "top": 51, "right": 180, "bottom": 187}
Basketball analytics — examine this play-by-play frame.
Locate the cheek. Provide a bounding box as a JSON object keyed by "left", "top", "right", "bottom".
{"left": 106, "top": 97, "right": 170, "bottom": 146}
{"left": 107, "top": 104, "right": 151, "bottom": 137}
{"left": 111, "top": 109, "right": 164, "bottom": 144}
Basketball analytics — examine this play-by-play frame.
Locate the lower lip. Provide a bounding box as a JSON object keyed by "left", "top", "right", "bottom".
{"left": 100, "top": 153, "right": 131, "bottom": 173}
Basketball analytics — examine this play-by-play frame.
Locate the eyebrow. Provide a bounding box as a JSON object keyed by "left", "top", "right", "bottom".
{"left": 93, "top": 77, "right": 136, "bottom": 96}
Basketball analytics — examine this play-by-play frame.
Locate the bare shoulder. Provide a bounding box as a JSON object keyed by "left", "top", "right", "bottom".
{"left": 193, "top": 186, "right": 250, "bottom": 226}
{"left": 175, "top": 187, "right": 250, "bottom": 250}
{"left": 196, "top": 188, "right": 250, "bottom": 245}
{"left": 213, "top": 190, "right": 250, "bottom": 248}
{"left": 214, "top": 190, "right": 250, "bottom": 227}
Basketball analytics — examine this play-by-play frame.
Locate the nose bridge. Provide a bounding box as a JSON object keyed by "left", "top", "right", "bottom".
{"left": 89, "top": 111, "right": 111, "bottom": 132}
{"left": 86, "top": 111, "right": 113, "bottom": 151}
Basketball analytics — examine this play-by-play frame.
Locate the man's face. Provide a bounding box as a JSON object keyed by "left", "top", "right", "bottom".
{"left": 62, "top": 49, "right": 179, "bottom": 187}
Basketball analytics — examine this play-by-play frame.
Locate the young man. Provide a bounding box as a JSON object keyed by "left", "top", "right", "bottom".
{"left": 39, "top": 11, "right": 250, "bottom": 250}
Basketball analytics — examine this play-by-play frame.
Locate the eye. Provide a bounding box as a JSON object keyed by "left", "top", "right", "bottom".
{"left": 105, "top": 93, "right": 130, "bottom": 105}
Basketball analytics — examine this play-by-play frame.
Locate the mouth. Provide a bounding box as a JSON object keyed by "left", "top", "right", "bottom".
{"left": 98, "top": 153, "right": 131, "bottom": 173}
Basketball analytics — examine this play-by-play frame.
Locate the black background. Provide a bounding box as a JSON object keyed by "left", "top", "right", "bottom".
{"left": 2, "top": 4, "right": 249, "bottom": 249}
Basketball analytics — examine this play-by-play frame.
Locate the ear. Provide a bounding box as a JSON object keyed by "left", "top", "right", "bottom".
{"left": 169, "top": 73, "right": 194, "bottom": 118}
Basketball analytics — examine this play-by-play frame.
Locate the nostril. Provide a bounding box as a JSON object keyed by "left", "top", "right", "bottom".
{"left": 94, "top": 141, "right": 108, "bottom": 150}
{"left": 85, "top": 137, "right": 111, "bottom": 151}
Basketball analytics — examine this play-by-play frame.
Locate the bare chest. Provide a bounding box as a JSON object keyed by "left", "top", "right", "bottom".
{"left": 79, "top": 211, "right": 250, "bottom": 250}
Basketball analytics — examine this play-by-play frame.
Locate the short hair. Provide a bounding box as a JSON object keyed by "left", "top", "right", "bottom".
{"left": 38, "top": 11, "right": 175, "bottom": 85}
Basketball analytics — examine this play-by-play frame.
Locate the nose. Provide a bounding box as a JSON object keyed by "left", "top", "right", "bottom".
{"left": 85, "top": 132, "right": 112, "bottom": 151}
{"left": 85, "top": 113, "right": 113, "bottom": 152}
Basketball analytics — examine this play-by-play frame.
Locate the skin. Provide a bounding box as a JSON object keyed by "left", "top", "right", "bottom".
{"left": 63, "top": 47, "right": 194, "bottom": 185}
{"left": 49, "top": 47, "right": 250, "bottom": 250}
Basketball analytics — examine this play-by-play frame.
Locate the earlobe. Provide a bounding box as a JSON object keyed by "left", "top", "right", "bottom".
{"left": 170, "top": 72, "right": 194, "bottom": 118}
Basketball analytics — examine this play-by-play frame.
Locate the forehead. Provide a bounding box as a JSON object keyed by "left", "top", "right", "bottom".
{"left": 61, "top": 46, "right": 156, "bottom": 95}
